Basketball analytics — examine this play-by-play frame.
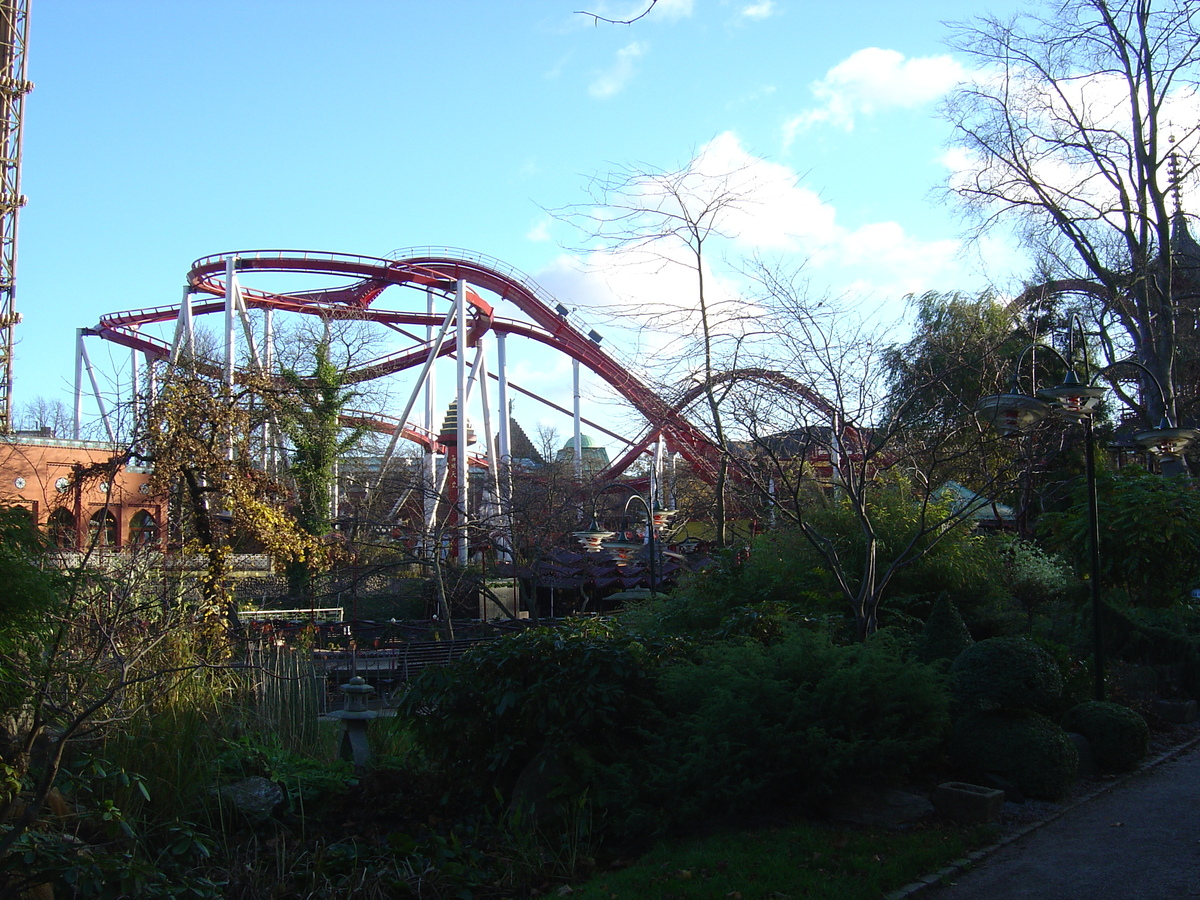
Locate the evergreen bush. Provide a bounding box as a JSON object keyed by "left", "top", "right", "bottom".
{"left": 394, "top": 619, "right": 653, "bottom": 796}
{"left": 608, "top": 630, "right": 951, "bottom": 836}
{"left": 950, "top": 709, "right": 1078, "bottom": 800}
{"left": 916, "top": 593, "right": 973, "bottom": 665}
{"left": 950, "top": 636, "right": 1063, "bottom": 713}
{"left": 1062, "top": 701, "right": 1149, "bottom": 772}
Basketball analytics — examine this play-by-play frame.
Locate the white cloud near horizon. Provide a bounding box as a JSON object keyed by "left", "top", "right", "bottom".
{"left": 534, "top": 132, "right": 993, "bottom": 361}
{"left": 784, "top": 48, "right": 967, "bottom": 143}
{"left": 589, "top": 41, "right": 648, "bottom": 98}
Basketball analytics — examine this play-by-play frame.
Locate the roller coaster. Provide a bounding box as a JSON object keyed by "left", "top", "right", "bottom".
{"left": 75, "top": 246, "right": 847, "bottom": 555}
{"left": 79, "top": 247, "right": 725, "bottom": 473}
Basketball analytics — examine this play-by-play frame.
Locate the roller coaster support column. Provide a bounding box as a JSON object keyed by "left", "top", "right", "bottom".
{"left": 455, "top": 279, "right": 469, "bottom": 564}
{"left": 130, "top": 338, "right": 140, "bottom": 435}
{"left": 263, "top": 307, "right": 276, "bottom": 472}
{"left": 651, "top": 438, "right": 664, "bottom": 507}
{"left": 374, "top": 302, "right": 456, "bottom": 494}
{"left": 573, "top": 358, "right": 582, "bottom": 480}
{"left": 76, "top": 331, "right": 115, "bottom": 443}
{"left": 224, "top": 256, "right": 236, "bottom": 391}
{"left": 424, "top": 288, "right": 438, "bottom": 558}
{"left": 168, "top": 285, "right": 196, "bottom": 367}
{"left": 476, "top": 346, "right": 499, "bottom": 525}
{"left": 496, "top": 331, "right": 513, "bottom": 565}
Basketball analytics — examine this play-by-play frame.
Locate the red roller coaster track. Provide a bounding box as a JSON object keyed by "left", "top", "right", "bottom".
{"left": 85, "top": 248, "right": 840, "bottom": 481}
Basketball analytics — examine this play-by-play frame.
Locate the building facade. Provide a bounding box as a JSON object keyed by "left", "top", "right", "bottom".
{"left": 0, "top": 435, "right": 161, "bottom": 551}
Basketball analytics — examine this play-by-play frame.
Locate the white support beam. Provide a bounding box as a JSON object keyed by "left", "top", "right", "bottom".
{"left": 80, "top": 338, "right": 116, "bottom": 443}
{"left": 572, "top": 358, "right": 582, "bottom": 480}
{"left": 168, "top": 285, "right": 196, "bottom": 368}
{"left": 455, "top": 279, "right": 469, "bottom": 564}
{"left": 374, "top": 300, "right": 456, "bottom": 493}
{"left": 73, "top": 328, "right": 84, "bottom": 440}
{"left": 223, "top": 256, "right": 237, "bottom": 390}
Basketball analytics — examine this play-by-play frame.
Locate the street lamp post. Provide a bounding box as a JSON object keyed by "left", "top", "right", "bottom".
{"left": 573, "top": 486, "right": 676, "bottom": 598}
{"left": 623, "top": 493, "right": 658, "bottom": 596}
{"left": 975, "top": 323, "right": 1198, "bottom": 700}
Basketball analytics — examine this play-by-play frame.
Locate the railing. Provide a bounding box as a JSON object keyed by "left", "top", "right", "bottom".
{"left": 313, "top": 637, "right": 494, "bottom": 683}
{"left": 240, "top": 607, "right": 344, "bottom": 624}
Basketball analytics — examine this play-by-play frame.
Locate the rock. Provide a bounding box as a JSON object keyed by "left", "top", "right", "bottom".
{"left": 828, "top": 788, "right": 935, "bottom": 827}
{"left": 933, "top": 781, "right": 1005, "bottom": 824}
{"left": 1155, "top": 699, "right": 1198, "bottom": 724}
{"left": 215, "top": 776, "right": 285, "bottom": 822}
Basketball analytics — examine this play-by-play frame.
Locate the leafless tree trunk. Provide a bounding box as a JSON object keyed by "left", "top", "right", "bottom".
{"left": 555, "top": 155, "right": 764, "bottom": 546}
{"left": 732, "top": 263, "right": 1016, "bottom": 638}
{"left": 944, "top": 0, "right": 1200, "bottom": 425}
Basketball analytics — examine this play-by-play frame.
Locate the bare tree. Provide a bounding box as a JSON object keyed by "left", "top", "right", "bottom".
{"left": 12, "top": 397, "right": 73, "bottom": 438}
{"left": 556, "top": 154, "right": 765, "bottom": 546}
{"left": 944, "top": 0, "right": 1200, "bottom": 425}
{"left": 731, "top": 264, "right": 1012, "bottom": 639}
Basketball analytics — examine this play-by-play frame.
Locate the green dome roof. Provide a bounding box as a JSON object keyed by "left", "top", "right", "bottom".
{"left": 562, "top": 435, "right": 599, "bottom": 449}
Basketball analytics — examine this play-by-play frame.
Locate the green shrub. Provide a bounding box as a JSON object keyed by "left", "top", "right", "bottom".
{"left": 916, "top": 594, "right": 974, "bottom": 665}
{"left": 608, "top": 630, "right": 950, "bottom": 836}
{"left": 394, "top": 619, "right": 654, "bottom": 796}
{"left": 999, "top": 538, "right": 1073, "bottom": 629}
{"left": 950, "top": 709, "right": 1078, "bottom": 800}
{"left": 1062, "top": 701, "right": 1149, "bottom": 772}
{"left": 951, "top": 636, "right": 1063, "bottom": 713}
{"left": 1096, "top": 601, "right": 1200, "bottom": 697}
{"left": 1039, "top": 468, "right": 1200, "bottom": 607}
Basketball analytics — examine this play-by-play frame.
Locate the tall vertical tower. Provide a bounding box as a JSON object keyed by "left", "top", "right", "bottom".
{"left": 0, "top": 0, "right": 30, "bottom": 433}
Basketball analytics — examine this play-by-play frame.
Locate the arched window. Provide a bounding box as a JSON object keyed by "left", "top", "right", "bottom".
{"left": 47, "top": 508, "right": 76, "bottom": 549}
{"left": 128, "top": 510, "right": 158, "bottom": 547}
{"left": 88, "top": 509, "right": 117, "bottom": 549}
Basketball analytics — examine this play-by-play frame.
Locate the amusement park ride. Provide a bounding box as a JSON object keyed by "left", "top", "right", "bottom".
{"left": 0, "top": 0, "right": 846, "bottom": 559}
{"left": 72, "top": 247, "right": 730, "bottom": 555}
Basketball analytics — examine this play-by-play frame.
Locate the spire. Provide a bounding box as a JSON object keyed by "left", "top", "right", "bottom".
{"left": 1168, "top": 141, "right": 1200, "bottom": 288}
{"left": 1169, "top": 144, "right": 1185, "bottom": 220}
{"left": 437, "top": 401, "right": 475, "bottom": 446}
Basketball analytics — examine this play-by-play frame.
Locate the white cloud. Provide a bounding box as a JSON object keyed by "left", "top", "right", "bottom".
{"left": 589, "top": 41, "right": 648, "bottom": 99}
{"left": 539, "top": 132, "right": 991, "bottom": 355}
{"left": 941, "top": 66, "right": 1200, "bottom": 234}
{"left": 784, "top": 48, "right": 967, "bottom": 142}
{"left": 653, "top": 0, "right": 694, "bottom": 19}
{"left": 739, "top": 1, "right": 776, "bottom": 21}
{"left": 526, "top": 218, "right": 553, "bottom": 243}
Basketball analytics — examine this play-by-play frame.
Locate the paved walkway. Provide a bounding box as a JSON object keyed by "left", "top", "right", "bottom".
{"left": 931, "top": 744, "right": 1200, "bottom": 899}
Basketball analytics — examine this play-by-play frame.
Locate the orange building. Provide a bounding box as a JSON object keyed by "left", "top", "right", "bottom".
{"left": 0, "top": 434, "right": 161, "bottom": 551}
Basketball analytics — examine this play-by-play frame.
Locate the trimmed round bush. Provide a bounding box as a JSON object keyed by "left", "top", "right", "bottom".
{"left": 950, "top": 636, "right": 1063, "bottom": 713}
{"left": 950, "top": 708, "right": 1079, "bottom": 800}
{"left": 1062, "top": 701, "right": 1149, "bottom": 772}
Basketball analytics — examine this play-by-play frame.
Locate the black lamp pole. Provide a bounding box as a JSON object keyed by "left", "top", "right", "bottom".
{"left": 624, "top": 493, "right": 656, "bottom": 597}
{"left": 1083, "top": 416, "right": 1105, "bottom": 701}
{"left": 976, "top": 322, "right": 1197, "bottom": 701}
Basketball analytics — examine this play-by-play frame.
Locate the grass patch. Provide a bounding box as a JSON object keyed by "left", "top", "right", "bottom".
{"left": 573, "top": 819, "right": 997, "bottom": 900}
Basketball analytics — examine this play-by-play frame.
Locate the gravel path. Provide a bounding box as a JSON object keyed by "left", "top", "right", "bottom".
{"left": 931, "top": 743, "right": 1200, "bottom": 899}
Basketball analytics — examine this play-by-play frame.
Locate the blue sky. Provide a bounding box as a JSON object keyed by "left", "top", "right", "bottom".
{"left": 16, "top": 0, "right": 1030, "bottom": 446}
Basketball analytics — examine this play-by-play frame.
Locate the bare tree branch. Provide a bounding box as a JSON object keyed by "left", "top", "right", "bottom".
{"left": 576, "top": 1, "right": 657, "bottom": 26}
